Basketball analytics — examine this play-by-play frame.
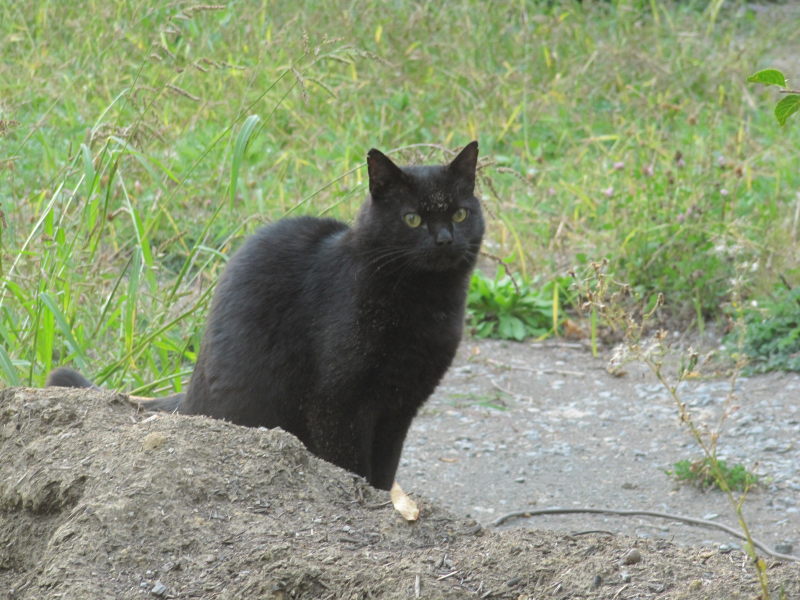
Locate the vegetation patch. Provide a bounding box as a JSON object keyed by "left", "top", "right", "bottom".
{"left": 667, "top": 457, "right": 760, "bottom": 492}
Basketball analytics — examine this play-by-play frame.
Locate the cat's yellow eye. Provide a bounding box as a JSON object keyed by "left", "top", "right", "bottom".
{"left": 452, "top": 208, "right": 469, "bottom": 223}
{"left": 403, "top": 213, "right": 422, "bottom": 228}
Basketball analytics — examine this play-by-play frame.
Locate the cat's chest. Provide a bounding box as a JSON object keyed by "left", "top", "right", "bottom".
{"left": 354, "top": 292, "right": 459, "bottom": 340}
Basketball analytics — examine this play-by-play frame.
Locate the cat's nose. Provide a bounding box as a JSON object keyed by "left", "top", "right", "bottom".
{"left": 435, "top": 228, "right": 453, "bottom": 246}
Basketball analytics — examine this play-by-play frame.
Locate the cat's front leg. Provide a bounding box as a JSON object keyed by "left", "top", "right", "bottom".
{"left": 306, "top": 404, "right": 377, "bottom": 487}
{"left": 368, "top": 414, "right": 415, "bottom": 491}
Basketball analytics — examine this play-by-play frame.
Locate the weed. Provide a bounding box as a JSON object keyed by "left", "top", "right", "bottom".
{"left": 573, "top": 260, "right": 773, "bottom": 597}
{"left": 667, "top": 457, "right": 760, "bottom": 491}
{"left": 728, "top": 284, "right": 800, "bottom": 374}
{"left": 467, "top": 268, "right": 572, "bottom": 341}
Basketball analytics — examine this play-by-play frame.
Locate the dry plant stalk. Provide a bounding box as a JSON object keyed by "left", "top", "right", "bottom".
{"left": 572, "top": 260, "right": 772, "bottom": 599}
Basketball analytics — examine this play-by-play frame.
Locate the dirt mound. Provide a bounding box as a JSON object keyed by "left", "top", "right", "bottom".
{"left": 1, "top": 387, "right": 797, "bottom": 599}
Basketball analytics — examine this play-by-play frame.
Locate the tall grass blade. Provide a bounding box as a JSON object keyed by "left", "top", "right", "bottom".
{"left": 230, "top": 114, "right": 262, "bottom": 207}
{"left": 39, "top": 291, "right": 88, "bottom": 372}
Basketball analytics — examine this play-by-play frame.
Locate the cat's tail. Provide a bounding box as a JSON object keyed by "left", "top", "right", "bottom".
{"left": 46, "top": 366, "right": 98, "bottom": 389}
{"left": 46, "top": 366, "right": 184, "bottom": 413}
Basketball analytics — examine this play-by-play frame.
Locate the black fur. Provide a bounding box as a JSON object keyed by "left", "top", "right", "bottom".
{"left": 47, "top": 367, "right": 97, "bottom": 389}
{"left": 48, "top": 142, "right": 484, "bottom": 490}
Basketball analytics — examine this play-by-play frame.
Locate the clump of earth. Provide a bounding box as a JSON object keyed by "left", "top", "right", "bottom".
{"left": 1, "top": 338, "right": 798, "bottom": 599}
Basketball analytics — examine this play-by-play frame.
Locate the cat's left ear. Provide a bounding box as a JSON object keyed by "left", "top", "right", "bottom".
{"left": 448, "top": 141, "right": 479, "bottom": 193}
{"left": 367, "top": 148, "right": 405, "bottom": 199}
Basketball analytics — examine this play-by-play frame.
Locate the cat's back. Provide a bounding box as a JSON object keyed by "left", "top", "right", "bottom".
{"left": 183, "top": 215, "right": 350, "bottom": 422}
{"left": 231, "top": 216, "right": 347, "bottom": 271}
{"left": 216, "top": 216, "right": 348, "bottom": 298}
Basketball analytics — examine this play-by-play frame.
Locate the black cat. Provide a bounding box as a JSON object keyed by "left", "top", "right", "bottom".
{"left": 48, "top": 142, "right": 484, "bottom": 490}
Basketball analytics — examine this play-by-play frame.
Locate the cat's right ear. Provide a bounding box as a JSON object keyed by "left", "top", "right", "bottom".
{"left": 367, "top": 149, "right": 405, "bottom": 199}
{"left": 448, "top": 140, "right": 479, "bottom": 193}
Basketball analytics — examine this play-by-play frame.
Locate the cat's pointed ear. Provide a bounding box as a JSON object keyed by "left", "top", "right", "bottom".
{"left": 367, "top": 148, "right": 405, "bottom": 198}
{"left": 448, "top": 141, "right": 479, "bottom": 192}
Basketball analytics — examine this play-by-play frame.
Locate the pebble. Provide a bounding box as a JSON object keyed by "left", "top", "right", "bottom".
{"left": 620, "top": 571, "right": 632, "bottom": 583}
{"left": 621, "top": 548, "right": 642, "bottom": 565}
{"left": 775, "top": 542, "right": 794, "bottom": 554}
{"left": 151, "top": 581, "right": 168, "bottom": 597}
{"left": 762, "top": 439, "right": 782, "bottom": 452}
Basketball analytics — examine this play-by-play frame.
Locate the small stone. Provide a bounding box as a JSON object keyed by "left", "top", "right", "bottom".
{"left": 718, "top": 544, "right": 735, "bottom": 554}
{"left": 620, "top": 571, "right": 632, "bottom": 583}
{"left": 775, "top": 542, "right": 794, "bottom": 554}
{"left": 514, "top": 477, "right": 526, "bottom": 484}
{"left": 689, "top": 579, "right": 703, "bottom": 591}
{"left": 621, "top": 548, "right": 642, "bottom": 565}
{"left": 151, "top": 581, "right": 168, "bottom": 597}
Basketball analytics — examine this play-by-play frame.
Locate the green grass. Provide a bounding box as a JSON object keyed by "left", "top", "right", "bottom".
{"left": 2, "top": 1, "right": 800, "bottom": 389}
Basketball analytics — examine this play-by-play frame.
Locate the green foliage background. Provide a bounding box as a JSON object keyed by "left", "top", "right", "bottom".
{"left": 1, "top": 1, "right": 799, "bottom": 389}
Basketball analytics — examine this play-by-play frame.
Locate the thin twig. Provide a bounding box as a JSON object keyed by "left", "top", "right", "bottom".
{"left": 612, "top": 584, "right": 629, "bottom": 600}
{"left": 490, "top": 507, "right": 800, "bottom": 562}
{"left": 489, "top": 378, "right": 531, "bottom": 402}
{"left": 478, "top": 251, "right": 521, "bottom": 295}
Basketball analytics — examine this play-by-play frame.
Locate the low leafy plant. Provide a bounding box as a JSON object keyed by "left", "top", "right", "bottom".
{"left": 467, "top": 268, "right": 572, "bottom": 341}
{"left": 667, "top": 457, "right": 759, "bottom": 492}
{"left": 731, "top": 285, "right": 800, "bottom": 374}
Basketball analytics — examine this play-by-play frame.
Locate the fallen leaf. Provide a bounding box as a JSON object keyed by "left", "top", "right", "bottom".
{"left": 390, "top": 482, "right": 419, "bottom": 521}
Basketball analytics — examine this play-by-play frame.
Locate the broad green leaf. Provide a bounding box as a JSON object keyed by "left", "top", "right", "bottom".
{"left": 497, "top": 315, "right": 514, "bottom": 340}
{"left": 747, "top": 69, "right": 786, "bottom": 87}
{"left": 775, "top": 94, "right": 800, "bottom": 126}
{"left": 509, "top": 316, "right": 526, "bottom": 341}
{"left": 476, "top": 321, "right": 495, "bottom": 338}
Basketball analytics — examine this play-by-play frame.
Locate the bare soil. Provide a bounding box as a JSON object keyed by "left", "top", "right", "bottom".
{"left": 1, "top": 339, "right": 799, "bottom": 599}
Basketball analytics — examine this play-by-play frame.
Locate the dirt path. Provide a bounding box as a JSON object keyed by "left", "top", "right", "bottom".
{"left": 400, "top": 338, "right": 800, "bottom": 559}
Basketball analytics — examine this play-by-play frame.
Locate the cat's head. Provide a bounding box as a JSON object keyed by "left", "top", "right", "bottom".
{"left": 356, "top": 141, "right": 484, "bottom": 273}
